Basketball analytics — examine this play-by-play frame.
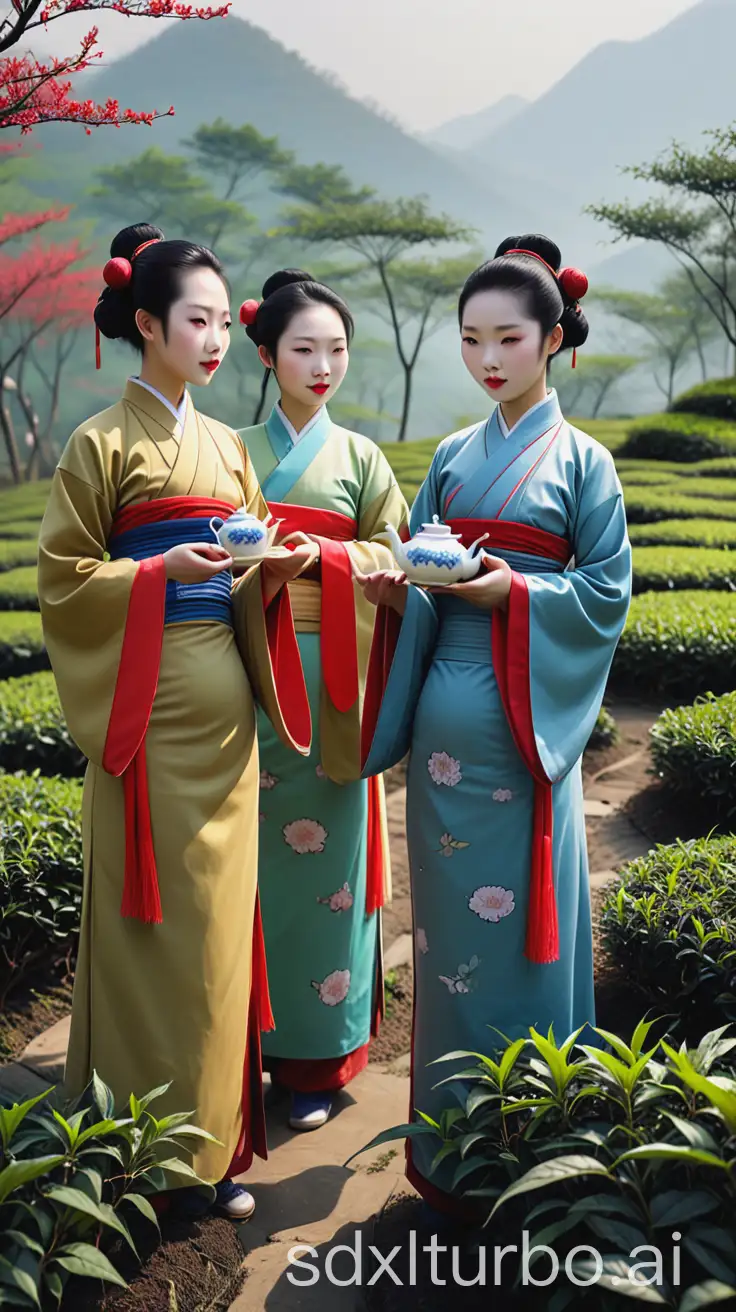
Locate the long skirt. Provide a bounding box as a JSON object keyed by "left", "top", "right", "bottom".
{"left": 257, "top": 632, "right": 380, "bottom": 1091}
{"left": 64, "top": 622, "right": 261, "bottom": 1185}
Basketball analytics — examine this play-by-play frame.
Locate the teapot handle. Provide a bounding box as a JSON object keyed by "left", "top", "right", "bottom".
{"left": 210, "top": 516, "right": 224, "bottom": 539}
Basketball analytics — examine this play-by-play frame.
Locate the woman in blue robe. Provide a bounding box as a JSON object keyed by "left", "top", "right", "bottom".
{"left": 356, "top": 234, "right": 632, "bottom": 1214}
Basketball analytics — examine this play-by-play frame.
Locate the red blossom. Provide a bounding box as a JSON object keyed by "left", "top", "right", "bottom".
{"left": 0, "top": 238, "right": 86, "bottom": 323}
{"left": 0, "top": 206, "right": 70, "bottom": 249}
{"left": 1, "top": 0, "right": 229, "bottom": 131}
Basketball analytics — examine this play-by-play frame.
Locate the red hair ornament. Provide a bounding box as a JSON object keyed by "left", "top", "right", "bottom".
{"left": 239, "top": 299, "right": 260, "bottom": 326}
{"left": 503, "top": 249, "right": 588, "bottom": 368}
{"left": 95, "top": 237, "right": 162, "bottom": 369}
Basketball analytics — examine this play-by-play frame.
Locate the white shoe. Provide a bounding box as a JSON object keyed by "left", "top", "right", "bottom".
{"left": 289, "top": 1091, "right": 332, "bottom": 1131}
{"left": 215, "top": 1181, "right": 256, "bottom": 1220}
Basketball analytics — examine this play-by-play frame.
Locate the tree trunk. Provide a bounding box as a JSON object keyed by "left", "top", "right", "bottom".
{"left": 396, "top": 364, "right": 412, "bottom": 443}
{"left": 0, "top": 396, "right": 22, "bottom": 484}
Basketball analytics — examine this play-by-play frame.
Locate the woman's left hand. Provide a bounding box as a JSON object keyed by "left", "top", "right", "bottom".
{"left": 430, "top": 553, "right": 512, "bottom": 611}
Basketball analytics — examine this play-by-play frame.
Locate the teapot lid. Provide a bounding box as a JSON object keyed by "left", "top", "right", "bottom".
{"left": 418, "top": 514, "right": 459, "bottom": 539}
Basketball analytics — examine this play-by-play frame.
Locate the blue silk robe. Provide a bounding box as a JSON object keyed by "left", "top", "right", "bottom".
{"left": 362, "top": 390, "right": 632, "bottom": 1205}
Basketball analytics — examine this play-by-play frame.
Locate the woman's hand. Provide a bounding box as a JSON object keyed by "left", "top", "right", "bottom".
{"left": 163, "top": 542, "right": 233, "bottom": 584}
{"left": 353, "top": 567, "right": 409, "bottom": 616}
{"left": 260, "top": 543, "right": 318, "bottom": 606}
{"left": 433, "top": 553, "right": 512, "bottom": 610}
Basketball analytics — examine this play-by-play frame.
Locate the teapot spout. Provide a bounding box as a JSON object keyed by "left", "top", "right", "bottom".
{"left": 384, "top": 521, "right": 408, "bottom": 570}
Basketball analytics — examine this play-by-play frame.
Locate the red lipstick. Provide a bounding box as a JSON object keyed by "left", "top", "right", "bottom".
{"left": 485, "top": 377, "right": 505, "bottom": 391}
{"left": 201, "top": 361, "right": 219, "bottom": 374}
{"left": 309, "top": 383, "right": 329, "bottom": 395}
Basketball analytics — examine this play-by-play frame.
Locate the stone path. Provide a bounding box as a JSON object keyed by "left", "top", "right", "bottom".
{"left": 0, "top": 700, "right": 661, "bottom": 1309}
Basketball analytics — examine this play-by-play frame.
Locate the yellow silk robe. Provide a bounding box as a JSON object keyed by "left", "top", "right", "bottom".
{"left": 38, "top": 380, "right": 309, "bottom": 1185}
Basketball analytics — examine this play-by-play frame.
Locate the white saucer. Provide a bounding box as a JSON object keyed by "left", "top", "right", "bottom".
{"left": 231, "top": 544, "right": 293, "bottom": 567}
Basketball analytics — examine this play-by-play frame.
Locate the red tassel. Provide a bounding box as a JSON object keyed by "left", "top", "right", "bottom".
{"left": 571, "top": 348, "right": 577, "bottom": 370}
{"left": 524, "top": 782, "right": 559, "bottom": 964}
{"left": 120, "top": 743, "right": 162, "bottom": 924}
{"left": 95, "top": 324, "right": 101, "bottom": 371}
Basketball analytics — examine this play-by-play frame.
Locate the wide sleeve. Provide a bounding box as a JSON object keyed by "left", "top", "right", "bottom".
{"left": 492, "top": 446, "right": 632, "bottom": 784}
{"left": 37, "top": 426, "right": 166, "bottom": 774}
{"left": 360, "top": 452, "right": 443, "bottom": 777}
{"left": 230, "top": 443, "right": 312, "bottom": 757}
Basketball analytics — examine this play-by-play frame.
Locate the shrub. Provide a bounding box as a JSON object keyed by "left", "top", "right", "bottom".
{"left": 0, "top": 772, "right": 83, "bottom": 997}
{"left": 650, "top": 690, "right": 736, "bottom": 824}
{"left": 670, "top": 375, "right": 736, "bottom": 420}
{"left": 669, "top": 475, "right": 736, "bottom": 500}
{"left": 619, "top": 412, "right": 736, "bottom": 461}
{"left": 354, "top": 1022, "right": 736, "bottom": 1307}
{"left": 600, "top": 835, "right": 736, "bottom": 1034}
{"left": 0, "top": 1078, "right": 217, "bottom": 1308}
{"left": 0, "top": 537, "right": 37, "bottom": 573}
{"left": 0, "top": 612, "right": 48, "bottom": 678}
{"left": 629, "top": 518, "right": 736, "bottom": 549}
{"left": 632, "top": 545, "right": 736, "bottom": 592}
{"left": 616, "top": 456, "right": 736, "bottom": 477}
{"left": 0, "top": 672, "right": 83, "bottom": 776}
{"left": 612, "top": 591, "right": 735, "bottom": 698}
{"left": 0, "top": 519, "right": 41, "bottom": 542}
{"left": 623, "top": 488, "right": 736, "bottom": 523}
{"left": 587, "top": 705, "right": 618, "bottom": 750}
{"left": 0, "top": 566, "right": 38, "bottom": 611}
{"left": 619, "top": 468, "right": 680, "bottom": 487}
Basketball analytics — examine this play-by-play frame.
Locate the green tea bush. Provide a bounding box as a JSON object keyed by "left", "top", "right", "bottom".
{"left": 601, "top": 835, "right": 736, "bottom": 1033}
{"left": 612, "top": 591, "right": 735, "bottom": 698}
{"left": 670, "top": 376, "right": 736, "bottom": 420}
{"left": 616, "top": 456, "right": 736, "bottom": 478}
{"left": 669, "top": 475, "right": 736, "bottom": 500}
{"left": 623, "top": 489, "right": 736, "bottom": 523}
{"left": 0, "top": 566, "right": 38, "bottom": 611}
{"left": 0, "top": 772, "right": 82, "bottom": 995}
{"left": 619, "top": 412, "right": 736, "bottom": 462}
{"left": 355, "top": 1022, "right": 736, "bottom": 1308}
{"left": 650, "top": 690, "right": 736, "bottom": 823}
{"left": 0, "top": 520, "right": 40, "bottom": 542}
{"left": 0, "top": 1078, "right": 217, "bottom": 1309}
{"left": 0, "top": 612, "right": 47, "bottom": 678}
{"left": 629, "top": 518, "right": 736, "bottom": 549}
{"left": 0, "top": 537, "right": 37, "bottom": 573}
{"left": 632, "top": 545, "right": 736, "bottom": 592}
{"left": 587, "top": 705, "right": 618, "bottom": 750}
{"left": 0, "top": 672, "right": 83, "bottom": 776}
{"left": 618, "top": 468, "right": 680, "bottom": 487}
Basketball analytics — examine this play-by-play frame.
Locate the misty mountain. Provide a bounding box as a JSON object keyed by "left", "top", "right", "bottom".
{"left": 424, "top": 95, "right": 528, "bottom": 151}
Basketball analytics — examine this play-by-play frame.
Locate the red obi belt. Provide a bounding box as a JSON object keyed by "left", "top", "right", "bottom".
{"left": 268, "top": 500, "right": 386, "bottom": 919}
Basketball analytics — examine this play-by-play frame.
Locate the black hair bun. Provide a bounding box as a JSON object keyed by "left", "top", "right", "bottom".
{"left": 261, "top": 268, "right": 314, "bottom": 300}
{"left": 94, "top": 221, "right": 164, "bottom": 342}
{"left": 495, "top": 233, "right": 562, "bottom": 273}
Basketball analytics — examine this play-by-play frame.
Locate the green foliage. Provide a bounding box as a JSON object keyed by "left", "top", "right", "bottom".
{"left": 588, "top": 706, "right": 618, "bottom": 751}
{"left": 0, "top": 772, "right": 83, "bottom": 997}
{"left": 0, "top": 539, "right": 37, "bottom": 573}
{"left": 352, "top": 1021, "right": 736, "bottom": 1307}
{"left": 619, "top": 468, "right": 682, "bottom": 487}
{"left": 650, "top": 692, "right": 736, "bottom": 824}
{"left": 632, "top": 545, "right": 735, "bottom": 593}
{"left": 0, "top": 1078, "right": 218, "bottom": 1308}
{"left": 0, "top": 672, "right": 83, "bottom": 776}
{"left": 619, "top": 413, "right": 736, "bottom": 462}
{"left": 616, "top": 456, "right": 736, "bottom": 479}
{"left": 0, "top": 613, "right": 47, "bottom": 679}
{"left": 612, "top": 591, "right": 735, "bottom": 699}
{"left": 671, "top": 377, "right": 736, "bottom": 421}
{"left": 601, "top": 836, "right": 736, "bottom": 1032}
{"left": 0, "top": 520, "right": 42, "bottom": 541}
{"left": 623, "top": 490, "right": 736, "bottom": 524}
{"left": 0, "top": 567, "right": 38, "bottom": 612}
{"left": 0, "top": 482, "right": 51, "bottom": 521}
{"left": 629, "top": 518, "right": 736, "bottom": 549}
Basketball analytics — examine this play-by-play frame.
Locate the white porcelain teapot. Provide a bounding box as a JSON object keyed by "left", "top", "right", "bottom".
{"left": 384, "top": 515, "right": 489, "bottom": 586}
{"left": 209, "top": 508, "right": 282, "bottom": 559}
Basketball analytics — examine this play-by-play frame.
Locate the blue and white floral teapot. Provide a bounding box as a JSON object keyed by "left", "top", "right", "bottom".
{"left": 384, "top": 515, "right": 489, "bottom": 586}
{"left": 209, "top": 508, "right": 282, "bottom": 559}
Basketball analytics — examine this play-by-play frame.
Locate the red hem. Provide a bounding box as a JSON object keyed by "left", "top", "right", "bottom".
{"left": 226, "top": 895, "right": 272, "bottom": 1177}
{"left": 318, "top": 537, "right": 359, "bottom": 712}
{"left": 263, "top": 575, "right": 311, "bottom": 751}
{"left": 365, "top": 774, "right": 385, "bottom": 916}
{"left": 269, "top": 1043, "right": 371, "bottom": 1094}
{"left": 361, "top": 605, "right": 401, "bottom": 769}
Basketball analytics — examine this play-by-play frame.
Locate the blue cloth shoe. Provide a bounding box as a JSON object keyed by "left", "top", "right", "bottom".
{"left": 289, "top": 1090, "right": 332, "bottom": 1131}
{"left": 215, "top": 1179, "right": 256, "bottom": 1220}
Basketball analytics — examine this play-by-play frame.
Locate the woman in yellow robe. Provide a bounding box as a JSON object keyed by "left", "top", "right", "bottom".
{"left": 37, "top": 223, "right": 313, "bottom": 1221}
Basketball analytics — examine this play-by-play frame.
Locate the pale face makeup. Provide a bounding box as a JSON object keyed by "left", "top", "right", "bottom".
{"left": 460, "top": 287, "right": 563, "bottom": 423}
{"left": 136, "top": 266, "right": 232, "bottom": 396}
{"left": 259, "top": 303, "right": 349, "bottom": 413}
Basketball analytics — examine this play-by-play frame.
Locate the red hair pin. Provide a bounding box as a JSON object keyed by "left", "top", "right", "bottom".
{"left": 559, "top": 267, "right": 588, "bottom": 301}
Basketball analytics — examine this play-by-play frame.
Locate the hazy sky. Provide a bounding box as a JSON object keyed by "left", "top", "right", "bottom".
{"left": 38, "top": 0, "right": 698, "bottom": 130}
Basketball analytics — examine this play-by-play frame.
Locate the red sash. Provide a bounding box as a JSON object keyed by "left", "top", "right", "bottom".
{"left": 447, "top": 519, "right": 571, "bottom": 965}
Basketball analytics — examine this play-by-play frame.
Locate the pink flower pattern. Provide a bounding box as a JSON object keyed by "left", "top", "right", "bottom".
{"left": 312, "top": 968, "right": 351, "bottom": 1006}
{"left": 283, "top": 818, "right": 328, "bottom": 855}
{"left": 317, "top": 882, "right": 354, "bottom": 913}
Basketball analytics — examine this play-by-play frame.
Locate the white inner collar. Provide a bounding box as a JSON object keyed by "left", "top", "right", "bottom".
{"left": 276, "top": 401, "right": 324, "bottom": 446}
{"left": 130, "top": 377, "right": 188, "bottom": 426}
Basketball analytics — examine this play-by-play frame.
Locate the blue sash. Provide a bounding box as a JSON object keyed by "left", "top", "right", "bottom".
{"left": 108, "top": 517, "right": 233, "bottom": 627}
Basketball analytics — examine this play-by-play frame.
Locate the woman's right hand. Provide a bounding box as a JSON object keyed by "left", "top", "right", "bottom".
{"left": 163, "top": 542, "right": 233, "bottom": 584}
{"left": 353, "top": 568, "right": 409, "bottom": 615}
